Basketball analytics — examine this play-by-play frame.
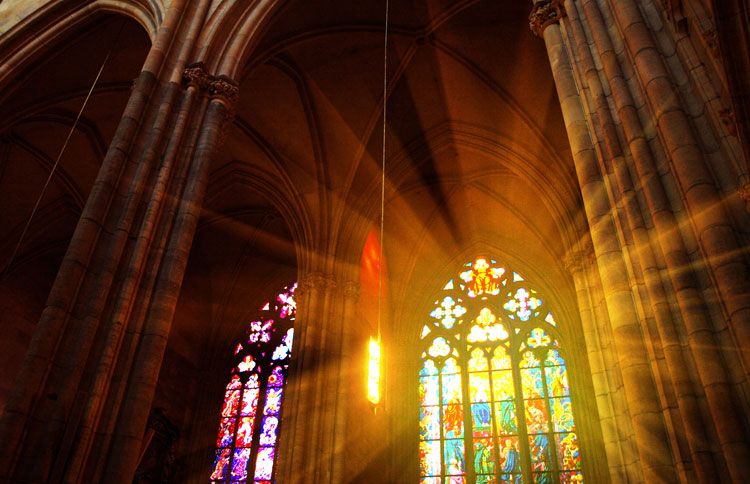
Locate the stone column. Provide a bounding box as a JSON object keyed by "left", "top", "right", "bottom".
{"left": 560, "top": 2, "right": 728, "bottom": 481}
{"left": 530, "top": 1, "right": 677, "bottom": 480}
{"left": 330, "top": 280, "right": 358, "bottom": 483}
{"left": 566, "top": 0, "right": 750, "bottom": 480}
{"left": 0, "top": 2, "right": 238, "bottom": 480}
{"left": 101, "top": 74, "right": 238, "bottom": 481}
{"left": 309, "top": 275, "right": 338, "bottom": 482}
{"left": 586, "top": 249, "right": 642, "bottom": 481}
{"left": 715, "top": 0, "right": 750, "bottom": 182}
{"left": 275, "top": 278, "right": 310, "bottom": 480}
{"left": 282, "top": 272, "right": 331, "bottom": 482}
{"left": 606, "top": 0, "right": 750, "bottom": 387}
{"left": 54, "top": 60, "right": 212, "bottom": 484}
{"left": 564, "top": 245, "right": 625, "bottom": 483}
{"left": 277, "top": 270, "right": 360, "bottom": 483}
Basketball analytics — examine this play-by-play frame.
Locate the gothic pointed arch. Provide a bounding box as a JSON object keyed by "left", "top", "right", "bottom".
{"left": 419, "top": 257, "right": 583, "bottom": 483}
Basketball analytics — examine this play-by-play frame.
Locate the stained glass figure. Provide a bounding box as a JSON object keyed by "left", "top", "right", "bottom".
{"left": 210, "top": 283, "right": 297, "bottom": 483}
{"left": 419, "top": 258, "right": 583, "bottom": 483}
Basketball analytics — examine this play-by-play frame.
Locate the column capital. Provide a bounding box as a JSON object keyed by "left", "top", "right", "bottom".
{"left": 298, "top": 272, "right": 335, "bottom": 293}
{"left": 181, "top": 63, "right": 240, "bottom": 117}
{"left": 563, "top": 246, "right": 594, "bottom": 274}
{"left": 181, "top": 62, "right": 211, "bottom": 91}
{"left": 738, "top": 183, "right": 750, "bottom": 213}
{"left": 529, "top": 0, "right": 566, "bottom": 37}
{"left": 342, "top": 280, "right": 360, "bottom": 300}
{"left": 209, "top": 75, "right": 240, "bottom": 108}
{"left": 720, "top": 107, "right": 738, "bottom": 137}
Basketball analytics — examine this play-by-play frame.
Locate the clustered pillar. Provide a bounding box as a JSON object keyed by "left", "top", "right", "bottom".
{"left": 278, "top": 271, "right": 359, "bottom": 483}
{"left": 0, "top": 3, "right": 239, "bottom": 482}
{"left": 531, "top": 0, "right": 750, "bottom": 481}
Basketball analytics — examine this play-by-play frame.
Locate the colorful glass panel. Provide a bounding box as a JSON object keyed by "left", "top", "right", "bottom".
{"left": 231, "top": 448, "right": 251, "bottom": 479}
{"left": 474, "top": 438, "right": 496, "bottom": 474}
{"left": 420, "top": 406, "right": 441, "bottom": 440}
{"left": 222, "top": 390, "right": 240, "bottom": 417}
{"left": 492, "top": 371, "right": 514, "bottom": 401}
{"left": 420, "top": 376, "right": 440, "bottom": 406}
{"left": 556, "top": 433, "right": 582, "bottom": 470}
{"left": 521, "top": 367, "right": 544, "bottom": 399}
{"left": 498, "top": 436, "right": 522, "bottom": 477}
{"left": 236, "top": 417, "right": 255, "bottom": 446}
{"left": 216, "top": 418, "right": 236, "bottom": 448}
{"left": 209, "top": 283, "right": 297, "bottom": 483}
{"left": 431, "top": 296, "right": 467, "bottom": 329}
{"left": 420, "top": 440, "right": 442, "bottom": 476}
{"left": 444, "top": 439, "right": 466, "bottom": 475}
{"left": 421, "top": 477, "right": 442, "bottom": 484}
{"left": 241, "top": 387, "right": 259, "bottom": 416}
{"left": 494, "top": 401, "right": 518, "bottom": 434}
{"left": 470, "top": 372, "right": 491, "bottom": 402}
{"left": 545, "top": 367, "right": 569, "bottom": 398}
{"left": 254, "top": 447, "right": 275, "bottom": 480}
{"left": 419, "top": 257, "right": 584, "bottom": 483}
{"left": 211, "top": 448, "right": 231, "bottom": 480}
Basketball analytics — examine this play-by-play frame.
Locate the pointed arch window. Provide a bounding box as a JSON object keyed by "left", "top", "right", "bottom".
{"left": 418, "top": 258, "right": 583, "bottom": 483}
{"left": 210, "top": 283, "right": 297, "bottom": 483}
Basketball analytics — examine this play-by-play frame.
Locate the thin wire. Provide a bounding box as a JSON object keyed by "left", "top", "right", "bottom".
{"left": 377, "top": 0, "right": 389, "bottom": 344}
{"left": 2, "top": 20, "right": 126, "bottom": 280}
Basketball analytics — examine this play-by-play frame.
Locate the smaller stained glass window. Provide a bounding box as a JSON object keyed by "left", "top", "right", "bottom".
{"left": 210, "top": 283, "right": 297, "bottom": 483}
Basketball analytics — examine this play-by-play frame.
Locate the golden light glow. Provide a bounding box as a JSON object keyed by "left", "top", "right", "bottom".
{"left": 367, "top": 337, "right": 381, "bottom": 404}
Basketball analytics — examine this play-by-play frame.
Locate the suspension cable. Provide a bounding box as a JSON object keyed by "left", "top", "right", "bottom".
{"left": 1, "top": 20, "right": 126, "bottom": 280}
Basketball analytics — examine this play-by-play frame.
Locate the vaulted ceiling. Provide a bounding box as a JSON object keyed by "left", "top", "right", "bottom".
{"left": 0, "top": 0, "right": 583, "bottom": 410}
{"left": 210, "top": 0, "right": 582, "bottom": 334}
{"left": 0, "top": 14, "right": 150, "bottom": 409}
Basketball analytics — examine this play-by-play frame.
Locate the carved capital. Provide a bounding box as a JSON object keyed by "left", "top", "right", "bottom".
{"left": 702, "top": 27, "right": 721, "bottom": 60}
{"left": 343, "top": 280, "right": 360, "bottom": 300}
{"left": 300, "top": 272, "right": 328, "bottom": 293}
{"left": 182, "top": 63, "right": 240, "bottom": 121}
{"left": 182, "top": 62, "right": 211, "bottom": 91}
{"left": 202, "top": 75, "right": 240, "bottom": 146}
{"left": 529, "top": 0, "right": 566, "bottom": 37}
{"left": 738, "top": 184, "right": 750, "bottom": 213}
{"left": 719, "top": 107, "right": 738, "bottom": 137}
{"left": 563, "top": 250, "right": 586, "bottom": 274}
{"left": 660, "top": 0, "right": 687, "bottom": 32}
{"left": 209, "top": 75, "right": 240, "bottom": 107}
{"left": 563, "top": 243, "right": 594, "bottom": 274}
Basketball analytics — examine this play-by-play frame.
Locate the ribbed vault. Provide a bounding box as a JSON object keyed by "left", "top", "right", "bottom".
{"left": 0, "top": 13, "right": 150, "bottom": 411}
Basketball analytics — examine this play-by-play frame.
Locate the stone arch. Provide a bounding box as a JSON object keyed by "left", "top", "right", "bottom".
{"left": 191, "top": 0, "right": 285, "bottom": 79}
{"left": 0, "top": 1, "right": 157, "bottom": 90}
{"left": 164, "top": 140, "right": 306, "bottom": 482}
{"left": 0, "top": 9, "right": 151, "bottom": 414}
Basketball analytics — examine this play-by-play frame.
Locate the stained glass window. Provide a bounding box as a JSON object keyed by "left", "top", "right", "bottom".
{"left": 419, "top": 258, "right": 583, "bottom": 483}
{"left": 211, "top": 283, "right": 297, "bottom": 483}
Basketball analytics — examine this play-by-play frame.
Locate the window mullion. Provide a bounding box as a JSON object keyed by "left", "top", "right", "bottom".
{"left": 438, "top": 368, "right": 446, "bottom": 479}
{"left": 248, "top": 375, "right": 268, "bottom": 481}
{"left": 269, "top": 368, "right": 288, "bottom": 479}
{"left": 485, "top": 346, "right": 502, "bottom": 481}
{"left": 511, "top": 340, "right": 532, "bottom": 483}
{"left": 540, "top": 353, "right": 561, "bottom": 482}
{"left": 460, "top": 316, "right": 475, "bottom": 483}
{"left": 226, "top": 384, "right": 245, "bottom": 483}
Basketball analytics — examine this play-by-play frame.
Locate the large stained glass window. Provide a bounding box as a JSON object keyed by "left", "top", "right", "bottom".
{"left": 419, "top": 258, "right": 583, "bottom": 483}
{"left": 211, "top": 283, "right": 297, "bottom": 483}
